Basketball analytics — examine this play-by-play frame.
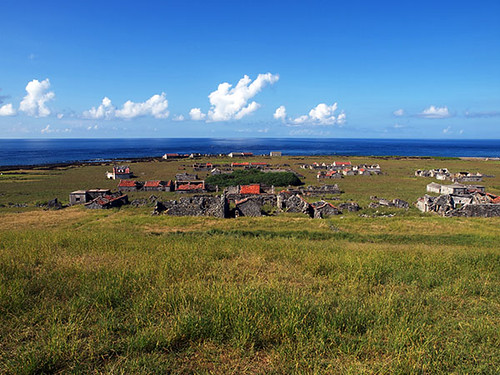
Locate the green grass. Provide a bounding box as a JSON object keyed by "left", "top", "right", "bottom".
{"left": 0, "top": 209, "right": 499, "bottom": 374}
{"left": 0, "top": 156, "right": 499, "bottom": 373}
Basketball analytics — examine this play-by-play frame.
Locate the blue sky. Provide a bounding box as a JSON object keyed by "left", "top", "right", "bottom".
{"left": 0, "top": 0, "right": 499, "bottom": 138}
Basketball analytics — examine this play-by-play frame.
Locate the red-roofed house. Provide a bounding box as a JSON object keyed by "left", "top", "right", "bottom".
{"left": 143, "top": 180, "right": 167, "bottom": 191}
{"left": 231, "top": 162, "right": 250, "bottom": 168}
{"left": 333, "top": 161, "right": 351, "bottom": 167}
{"left": 175, "top": 180, "right": 206, "bottom": 192}
{"left": 118, "top": 180, "right": 142, "bottom": 191}
{"left": 240, "top": 184, "right": 261, "bottom": 195}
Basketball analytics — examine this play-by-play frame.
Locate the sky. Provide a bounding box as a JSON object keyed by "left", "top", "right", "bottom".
{"left": 0, "top": 0, "right": 499, "bottom": 139}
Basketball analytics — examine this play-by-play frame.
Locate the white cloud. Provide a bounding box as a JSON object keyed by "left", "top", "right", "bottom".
{"left": 87, "top": 125, "right": 99, "bottom": 131}
{"left": 115, "top": 93, "right": 169, "bottom": 119}
{"left": 83, "top": 97, "right": 115, "bottom": 119}
{"left": 459, "top": 129, "right": 464, "bottom": 135}
{"left": 57, "top": 113, "right": 64, "bottom": 119}
{"left": 41, "top": 125, "right": 53, "bottom": 134}
{"left": 191, "top": 73, "right": 279, "bottom": 122}
{"left": 83, "top": 93, "right": 169, "bottom": 120}
{"left": 419, "top": 105, "right": 451, "bottom": 119}
{"left": 393, "top": 109, "right": 405, "bottom": 117}
{"left": 273, "top": 105, "right": 287, "bottom": 121}
{"left": 172, "top": 114, "right": 185, "bottom": 121}
{"left": 41, "top": 124, "right": 71, "bottom": 134}
{"left": 19, "top": 79, "right": 55, "bottom": 117}
{"left": 288, "top": 103, "right": 346, "bottom": 126}
{"left": 442, "top": 126, "right": 451, "bottom": 134}
{"left": 189, "top": 108, "right": 206, "bottom": 121}
{"left": 0, "top": 103, "right": 16, "bottom": 116}
{"left": 393, "top": 123, "right": 405, "bottom": 129}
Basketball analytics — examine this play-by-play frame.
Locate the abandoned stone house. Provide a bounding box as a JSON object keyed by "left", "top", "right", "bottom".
{"left": 311, "top": 201, "right": 340, "bottom": 218}
{"left": 270, "top": 151, "right": 282, "bottom": 157}
{"left": 277, "top": 192, "right": 313, "bottom": 216}
{"left": 153, "top": 195, "right": 229, "bottom": 218}
{"left": 317, "top": 170, "right": 342, "bottom": 179}
{"left": 118, "top": 180, "right": 142, "bottom": 192}
{"left": 235, "top": 197, "right": 263, "bottom": 217}
{"left": 175, "top": 172, "right": 198, "bottom": 181}
{"left": 85, "top": 194, "right": 129, "bottom": 209}
{"left": 69, "top": 189, "right": 112, "bottom": 205}
{"left": 175, "top": 180, "right": 206, "bottom": 193}
{"left": 143, "top": 180, "right": 167, "bottom": 191}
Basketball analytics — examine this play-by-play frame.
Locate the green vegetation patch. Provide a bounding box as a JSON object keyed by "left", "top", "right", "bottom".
{"left": 206, "top": 169, "right": 302, "bottom": 188}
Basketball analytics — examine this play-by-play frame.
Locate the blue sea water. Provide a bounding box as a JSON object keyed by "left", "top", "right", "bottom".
{"left": 0, "top": 138, "right": 499, "bottom": 166}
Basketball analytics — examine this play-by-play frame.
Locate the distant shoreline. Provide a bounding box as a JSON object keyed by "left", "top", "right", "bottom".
{"left": 1, "top": 154, "right": 498, "bottom": 171}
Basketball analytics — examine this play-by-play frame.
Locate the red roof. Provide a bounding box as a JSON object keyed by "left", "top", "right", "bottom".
{"left": 335, "top": 161, "right": 351, "bottom": 165}
{"left": 326, "top": 171, "right": 337, "bottom": 176}
{"left": 492, "top": 196, "right": 500, "bottom": 204}
{"left": 240, "top": 184, "right": 261, "bottom": 194}
{"left": 118, "top": 180, "right": 138, "bottom": 187}
{"left": 232, "top": 162, "right": 250, "bottom": 166}
{"left": 166, "top": 180, "right": 173, "bottom": 187}
{"left": 144, "top": 180, "right": 164, "bottom": 187}
{"left": 177, "top": 183, "right": 204, "bottom": 191}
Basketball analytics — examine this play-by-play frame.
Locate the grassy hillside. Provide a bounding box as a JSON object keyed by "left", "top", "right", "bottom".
{"left": 0, "top": 157, "right": 499, "bottom": 373}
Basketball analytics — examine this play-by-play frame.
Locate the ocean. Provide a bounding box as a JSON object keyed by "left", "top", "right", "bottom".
{"left": 0, "top": 138, "right": 499, "bottom": 167}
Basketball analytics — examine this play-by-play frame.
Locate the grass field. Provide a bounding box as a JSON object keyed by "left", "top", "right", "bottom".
{"left": 0, "top": 157, "right": 499, "bottom": 373}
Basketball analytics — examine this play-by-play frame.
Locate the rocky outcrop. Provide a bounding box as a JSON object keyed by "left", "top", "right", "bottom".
{"left": 338, "top": 202, "right": 361, "bottom": 212}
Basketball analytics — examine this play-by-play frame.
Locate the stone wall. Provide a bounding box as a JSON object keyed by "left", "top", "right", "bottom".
{"left": 446, "top": 204, "right": 500, "bottom": 217}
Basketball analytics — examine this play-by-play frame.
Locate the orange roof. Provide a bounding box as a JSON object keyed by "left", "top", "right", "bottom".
{"left": 177, "top": 183, "right": 204, "bottom": 190}
{"left": 144, "top": 180, "right": 163, "bottom": 187}
{"left": 166, "top": 180, "right": 173, "bottom": 187}
{"left": 232, "top": 162, "right": 250, "bottom": 166}
{"left": 492, "top": 196, "right": 500, "bottom": 204}
{"left": 240, "top": 184, "right": 261, "bottom": 194}
{"left": 118, "top": 180, "right": 138, "bottom": 187}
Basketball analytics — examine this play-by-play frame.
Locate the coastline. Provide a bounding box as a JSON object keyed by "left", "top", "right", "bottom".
{"left": 1, "top": 154, "right": 498, "bottom": 171}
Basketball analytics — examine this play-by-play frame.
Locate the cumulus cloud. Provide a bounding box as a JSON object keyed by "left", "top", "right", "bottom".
{"left": 191, "top": 73, "right": 279, "bottom": 122}
{"left": 83, "top": 97, "right": 114, "bottom": 119}
{"left": 285, "top": 102, "right": 346, "bottom": 125}
{"left": 0, "top": 103, "right": 16, "bottom": 116}
{"left": 116, "top": 93, "right": 169, "bottom": 119}
{"left": 83, "top": 93, "right": 169, "bottom": 120}
{"left": 19, "top": 79, "right": 55, "bottom": 117}
{"left": 418, "top": 105, "right": 451, "bottom": 119}
{"left": 273, "top": 105, "right": 287, "bottom": 121}
{"left": 189, "top": 108, "right": 206, "bottom": 121}
{"left": 393, "top": 109, "right": 405, "bottom": 117}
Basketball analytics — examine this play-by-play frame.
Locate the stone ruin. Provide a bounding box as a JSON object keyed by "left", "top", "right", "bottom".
{"left": 153, "top": 195, "right": 229, "bottom": 218}
{"left": 235, "top": 197, "right": 263, "bottom": 217}
{"left": 338, "top": 202, "right": 361, "bottom": 212}
{"left": 311, "top": 201, "right": 341, "bottom": 218}
{"left": 277, "top": 192, "right": 313, "bottom": 216}
{"left": 369, "top": 196, "right": 409, "bottom": 209}
{"left": 416, "top": 192, "right": 500, "bottom": 217}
